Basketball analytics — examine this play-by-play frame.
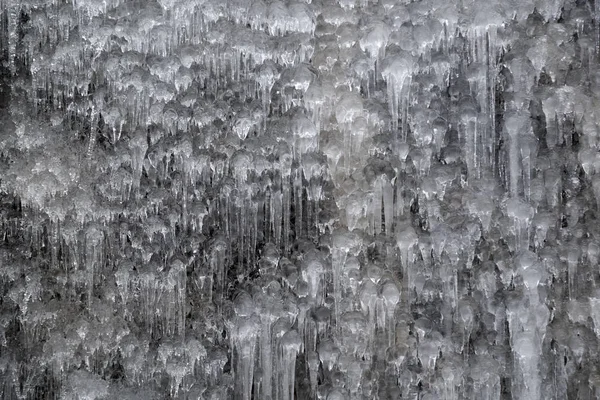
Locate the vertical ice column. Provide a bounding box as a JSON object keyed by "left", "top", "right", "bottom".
{"left": 334, "top": 92, "right": 364, "bottom": 165}
{"left": 232, "top": 315, "right": 260, "bottom": 400}
{"left": 280, "top": 152, "right": 293, "bottom": 254}
{"left": 505, "top": 198, "right": 534, "bottom": 252}
{"left": 138, "top": 265, "right": 160, "bottom": 335}
{"left": 87, "top": 107, "right": 98, "bottom": 162}
{"left": 300, "top": 249, "right": 326, "bottom": 306}
{"left": 5, "top": 1, "right": 17, "bottom": 75}
{"left": 519, "top": 135, "right": 538, "bottom": 201}
{"left": 84, "top": 225, "right": 105, "bottom": 306}
{"left": 129, "top": 128, "right": 149, "bottom": 195}
{"left": 395, "top": 220, "right": 418, "bottom": 293}
{"left": 459, "top": 95, "right": 479, "bottom": 180}
{"left": 114, "top": 261, "right": 133, "bottom": 319}
{"left": 360, "top": 278, "right": 379, "bottom": 350}
{"left": 383, "top": 176, "right": 394, "bottom": 235}
{"left": 379, "top": 279, "right": 401, "bottom": 346}
{"left": 369, "top": 180, "right": 382, "bottom": 236}
{"left": 542, "top": 93, "right": 559, "bottom": 149}
{"left": 166, "top": 259, "right": 186, "bottom": 337}
{"left": 367, "top": 172, "right": 395, "bottom": 236}
{"left": 590, "top": 290, "right": 600, "bottom": 338}
{"left": 381, "top": 52, "right": 417, "bottom": 138}
{"left": 565, "top": 247, "right": 581, "bottom": 300}
{"left": 504, "top": 112, "right": 531, "bottom": 198}
{"left": 331, "top": 229, "right": 362, "bottom": 326}
{"left": 306, "top": 351, "right": 320, "bottom": 397}
{"left": 231, "top": 292, "right": 261, "bottom": 400}
{"left": 511, "top": 329, "right": 542, "bottom": 399}
{"left": 441, "top": 364, "right": 460, "bottom": 400}
{"left": 331, "top": 242, "right": 348, "bottom": 328}
{"left": 271, "top": 188, "right": 283, "bottom": 248}
{"left": 466, "top": 28, "right": 500, "bottom": 173}
{"left": 278, "top": 330, "right": 302, "bottom": 400}
{"left": 508, "top": 252, "right": 549, "bottom": 400}
{"left": 254, "top": 280, "right": 287, "bottom": 400}
{"left": 294, "top": 169, "right": 304, "bottom": 238}
{"left": 209, "top": 237, "right": 229, "bottom": 308}
{"left": 457, "top": 299, "right": 475, "bottom": 354}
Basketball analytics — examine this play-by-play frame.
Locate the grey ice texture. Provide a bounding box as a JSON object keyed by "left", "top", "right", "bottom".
{"left": 0, "top": 0, "right": 598, "bottom": 399}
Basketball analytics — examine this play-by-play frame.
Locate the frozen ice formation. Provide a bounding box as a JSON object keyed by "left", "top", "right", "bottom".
{"left": 2, "top": 0, "right": 600, "bottom": 398}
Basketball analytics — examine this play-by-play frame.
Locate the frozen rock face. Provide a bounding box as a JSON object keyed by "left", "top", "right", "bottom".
{"left": 1, "top": 0, "right": 600, "bottom": 399}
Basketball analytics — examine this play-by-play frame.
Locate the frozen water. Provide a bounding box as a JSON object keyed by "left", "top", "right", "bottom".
{"left": 1, "top": 0, "right": 600, "bottom": 398}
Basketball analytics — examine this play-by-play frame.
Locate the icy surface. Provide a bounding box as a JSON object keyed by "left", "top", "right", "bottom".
{"left": 0, "top": 0, "right": 600, "bottom": 399}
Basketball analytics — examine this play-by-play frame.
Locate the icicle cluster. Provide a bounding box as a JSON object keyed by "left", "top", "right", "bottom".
{"left": 1, "top": 0, "right": 600, "bottom": 398}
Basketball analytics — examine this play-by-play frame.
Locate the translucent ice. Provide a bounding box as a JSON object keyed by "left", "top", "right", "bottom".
{"left": 8, "top": 0, "right": 600, "bottom": 398}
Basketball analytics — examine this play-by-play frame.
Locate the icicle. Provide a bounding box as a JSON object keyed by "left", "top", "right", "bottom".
{"left": 505, "top": 198, "right": 534, "bottom": 252}
{"left": 379, "top": 280, "right": 400, "bottom": 346}
{"left": 520, "top": 135, "right": 538, "bottom": 201}
{"left": 442, "top": 365, "right": 459, "bottom": 400}
{"left": 115, "top": 261, "right": 133, "bottom": 318}
{"left": 360, "top": 279, "right": 379, "bottom": 347}
{"left": 542, "top": 96, "right": 559, "bottom": 149}
{"left": 330, "top": 245, "right": 348, "bottom": 320}
{"left": 271, "top": 189, "right": 283, "bottom": 248}
{"left": 383, "top": 177, "right": 394, "bottom": 235}
{"left": 372, "top": 179, "right": 382, "bottom": 236}
{"left": 129, "top": 128, "right": 149, "bottom": 194}
{"left": 457, "top": 299, "right": 474, "bottom": 354}
{"left": 230, "top": 314, "right": 260, "bottom": 400}
{"left": 282, "top": 180, "right": 292, "bottom": 254}
{"left": 256, "top": 61, "right": 279, "bottom": 119}
{"left": 301, "top": 249, "right": 325, "bottom": 305}
{"left": 278, "top": 330, "right": 302, "bottom": 400}
{"left": 166, "top": 259, "right": 186, "bottom": 337}
{"left": 395, "top": 220, "right": 418, "bottom": 292}
{"left": 567, "top": 248, "right": 580, "bottom": 300}
{"left": 294, "top": 170, "right": 303, "bottom": 238}
{"left": 395, "top": 177, "right": 406, "bottom": 217}
{"left": 7, "top": 3, "right": 17, "bottom": 76}
{"left": 331, "top": 229, "right": 362, "bottom": 325}
{"left": 507, "top": 254, "right": 550, "bottom": 400}
{"left": 210, "top": 237, "right": 229, "bottom": 308}
{"left": 306, "top": 351, "right": 320, "bottom": 398}
{"left": 84, "top": 225, "right": 104, "bottom": 305}
{"left": 86, "top": 108, "right": 98, "bottom": 162}
{"left": 590, "top": 291, "right": 600, "bottom": 337}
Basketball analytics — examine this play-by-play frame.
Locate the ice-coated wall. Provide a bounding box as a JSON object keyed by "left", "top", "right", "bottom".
{"left": 0, "top": 0, "right": 599, "bottom": 399}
